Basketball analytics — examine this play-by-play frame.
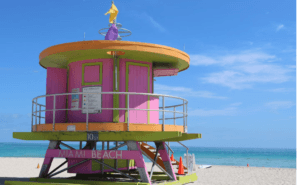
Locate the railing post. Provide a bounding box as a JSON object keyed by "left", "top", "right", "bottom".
{"left": 178, "top": 141, "right": 189, "bottom": 174}
{"left": 162, "top": 96, "right": 165, "bottom": 131}
{"left": 86, "top": 93, "right": 89, "bottom": 131}
{"left": 183, "top": 100, "right": 185, "bottom": 133}
{"left": 127, "top": 93, "right": 129, "bottom": 131}
{"left": 35, "top": 99, "right": 38, "bottom": 131}
{"left": 186, "top": 148, "right": 189, "bottom": 174}
{"left": 39, "top": 105, "right": 41, "bottom": 125}
{"left": 186, "top": 101, "right": 188, "bottom": 132}
{"left": 102, "top": 141, "right": 104, "bottom": 174}
{"left": 115, "top": 141, "right": 118, "bottom": 169}
{"left": 173, "top": 107, "right": 176, "bottom": 125}
{"left": 52, "top": 95, "right": 56, "bottom": 131}
{"left": 31, "top": 99, "right": 34, "bottom": 132}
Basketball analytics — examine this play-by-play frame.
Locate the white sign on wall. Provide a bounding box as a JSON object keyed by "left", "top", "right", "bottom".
{"left": 71, "top": 88, "right": 80, "bottom": 110}
{"left": 82, "top": 86, "right": 102, "bottom": 114}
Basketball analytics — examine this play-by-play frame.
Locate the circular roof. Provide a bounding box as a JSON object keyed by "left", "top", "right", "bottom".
{"left": 39, "top": 40, "right": 190, "bottom": 72}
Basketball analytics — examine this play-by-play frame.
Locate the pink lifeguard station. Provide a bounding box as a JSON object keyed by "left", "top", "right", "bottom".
{"left": 11, "top": 2, "right": 201, "bottom": 185}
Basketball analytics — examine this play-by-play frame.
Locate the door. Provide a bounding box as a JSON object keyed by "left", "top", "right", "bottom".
{"left": 128, "top": 64, "right": 149, "bottom": 124}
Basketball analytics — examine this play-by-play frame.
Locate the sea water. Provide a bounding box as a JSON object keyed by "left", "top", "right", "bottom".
{"left": 0, "top": 143, "right": 295, "bottom": 169}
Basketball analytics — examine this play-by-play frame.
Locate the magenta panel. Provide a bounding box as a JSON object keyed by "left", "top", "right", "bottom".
{"left": 67, "top": 159, "right": 136, "bottom": 174}
{"left": 45, "top": 67, "right": 67, "bottom": 124}
{"left": 84, "top": 65, "right": 100, "bottom": 83}
{"left": 45, "top": 149, "right": 141, "bottom": 174}
{"left": 46, "top": 149, "right": 140, "bottom": 159}
{"left": 68, "top": 159, "right": 91, "bottom": 173}
{"left": 67, "top": 59, "right": 113, "bottom": 123}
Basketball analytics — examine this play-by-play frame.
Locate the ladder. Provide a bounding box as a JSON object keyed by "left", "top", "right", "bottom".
{"left": 140, "top": 142, "right": 188, "bottom": 174}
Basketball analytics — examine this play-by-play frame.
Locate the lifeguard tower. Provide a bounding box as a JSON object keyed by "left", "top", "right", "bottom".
{"left": 10, "top": 2, "right": 201, "bottom": 185}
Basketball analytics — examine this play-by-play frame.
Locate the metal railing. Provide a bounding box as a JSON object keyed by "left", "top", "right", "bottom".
{"left": 178, "top": 141, "right": 189, "bottom": 173}
{"left": 31, "top": 92, "right": 188, "bottom": 132}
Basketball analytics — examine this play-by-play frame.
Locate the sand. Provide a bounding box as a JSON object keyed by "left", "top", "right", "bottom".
{"left": 0, "top": 157, "right": 296, "bottom": 185}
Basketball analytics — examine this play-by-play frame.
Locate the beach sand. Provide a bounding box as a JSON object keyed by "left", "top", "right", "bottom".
{"left": 0, "top": 157, "right": 296, "bottom": 185}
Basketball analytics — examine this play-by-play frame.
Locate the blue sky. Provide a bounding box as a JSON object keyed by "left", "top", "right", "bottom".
{"left": 0, "top": 0, "right": 296, "bottom": 149}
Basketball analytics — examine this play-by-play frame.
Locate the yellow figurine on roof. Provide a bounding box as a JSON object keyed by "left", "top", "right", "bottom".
{"left": 105, "top": 1, "right": 119, "bottom": 23}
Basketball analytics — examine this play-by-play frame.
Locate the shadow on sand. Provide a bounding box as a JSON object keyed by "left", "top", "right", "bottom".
{"left": 0, "top": 177, "right": 30, "bottom": 185}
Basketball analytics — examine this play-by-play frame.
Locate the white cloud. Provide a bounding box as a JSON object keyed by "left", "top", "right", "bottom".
{"left": 276, "top": 24, "right": 284, "bottom": 31}
{"left": 265, "top": 101, "right": 294, "bottom": 110}
{"left": 142, "top": 13, "right": 166, "bottom": 32}
{"left": 189, "top": 55, "right": 218, "bottom": 66}
{"left": 268, "top": 88, "right": 294, "bottom": 93}
{"left": 189, "top": 102, "right": 241, "bottom": 116}
{"left": 190, "top": 51, "right": 276, "bottom": 66}
{"left": 154, "top": 84, "right": 227, "bottom": 99}
{"left": 191, "top": 51, "right": 294, "bottom": 89}
{"left": 202, "top": 65, "right": 292, "bottom": 89}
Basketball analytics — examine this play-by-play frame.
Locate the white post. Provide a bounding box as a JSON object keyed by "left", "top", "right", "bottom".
{"left": 39, "top": 105, "right": 41, "bottom": 125}
{"left": 183, "top": 100, "right": 185, "bottom": 132}
{"left": 102, "top": 141, "right": 104, "bottom": 174}
{"left": 31, "top": 100, "right": 34, "bottom": 132}
{"left": 35, "top": 100, "right": 38, "bottom": 130}
{"left": 173, "top": 107, "right": 176, "bottom": 125}
{"left": 186, "top": 101, "right": 188, "bottom": 132}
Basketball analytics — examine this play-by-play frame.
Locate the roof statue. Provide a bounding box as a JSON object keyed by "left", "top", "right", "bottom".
{"left": 99, "top": 1, "right": 131, "bottom": 40}
{"left": 104, "top": 1, "right": 118, "bottom": 24}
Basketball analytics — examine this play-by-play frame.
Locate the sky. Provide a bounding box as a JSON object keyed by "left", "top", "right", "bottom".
{"left": 0, "top": 0, "right": 296, "bottom": 149}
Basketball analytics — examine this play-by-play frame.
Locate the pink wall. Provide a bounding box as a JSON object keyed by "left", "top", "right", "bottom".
{"left": 67, "top": 59, "right": 113, "bottom": 123}
{"left": 45, "top": 59, "right": 159, "bottom": 125}
{"left": 128, "top": 65, "right": 148, "bottom": 124}
{"left": 118, "top": 59, "right": 159, "bottom": 124}
{"left": 45, "top": 67, "right": 67, "bottom": 124}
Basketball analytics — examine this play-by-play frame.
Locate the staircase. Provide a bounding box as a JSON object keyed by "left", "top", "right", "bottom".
{"left": 140, "top": 142, "right": 188, "bottom": 174}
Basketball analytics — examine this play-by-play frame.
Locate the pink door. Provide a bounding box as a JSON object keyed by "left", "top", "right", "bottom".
{"left": 128, "top": 65, "right": 148, "bottom": 124}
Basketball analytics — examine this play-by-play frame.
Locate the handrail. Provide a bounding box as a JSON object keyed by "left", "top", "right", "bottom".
{"left": 33, "top": 92, "right": 187, "bottom": 101}
{"left": 178, "top": 141, "right": 189, "bottom": 173}
{"left": 165, "top": 142, "right": 174, "bottom": 154}
{"left": 32, "top": 108, "right": 186, "bottom": 114}
{"left": 31, "top": 91, "right": 188, "bottom": 132}
{"left": 159, "top": 103, "right": 186, "bottom": 109}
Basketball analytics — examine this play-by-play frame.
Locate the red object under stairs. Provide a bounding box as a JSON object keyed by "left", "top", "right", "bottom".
{"left": 140, "top": 142, "right": 188, "bottom": 174}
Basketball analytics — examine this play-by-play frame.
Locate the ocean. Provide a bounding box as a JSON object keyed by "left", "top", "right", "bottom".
{"left": 0, "top": 142, "right": 295, "bottom": 169}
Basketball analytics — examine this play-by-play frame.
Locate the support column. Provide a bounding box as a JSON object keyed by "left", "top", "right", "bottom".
{"left": 127, "top": 141, "right": 151, "bottom": 184}
{"left": 155, "top": 142, "right": 177, "bottom": 181}
{"left": 39, "top": 141, "right": 60, "bottom": 178}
